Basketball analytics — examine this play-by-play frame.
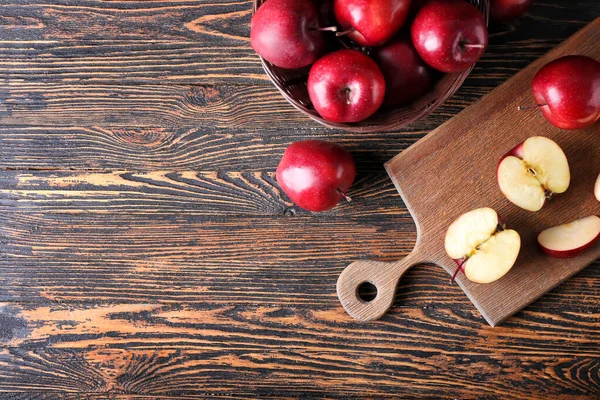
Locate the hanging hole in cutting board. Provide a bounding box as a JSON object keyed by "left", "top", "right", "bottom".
{"left": 357, "top": 281, "right": 378, "bottom": 302}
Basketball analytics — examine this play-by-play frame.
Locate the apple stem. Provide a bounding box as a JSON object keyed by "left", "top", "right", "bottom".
{"left": 344, "top": 87, "right": 352, "bottom": 105}
{"left": 461, "top": 43, "right": 485, "bottom": 49}
{"left": 517, "top": 104, "right": 547, "bottom": 111}
{"left": 312, "top": 26, "right": 338, "bottom": 32}
{"left": 337, "top": 189, "right": 352, "bottom": 202}
{"left": 336, "top": 28, "right": 355, "bottom": 37}
{"left": 450, "top": 259, "right": 466, "bottom": 284}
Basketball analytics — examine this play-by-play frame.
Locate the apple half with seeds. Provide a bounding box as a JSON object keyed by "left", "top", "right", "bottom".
{"left": 537, "top": 215, "right": 600, "bottom": 258}
{"left": 497, "top": 136, "right": 570, "bottom": 212}
{"left": 445, "top": 207, "right": 521, "bottom": 284}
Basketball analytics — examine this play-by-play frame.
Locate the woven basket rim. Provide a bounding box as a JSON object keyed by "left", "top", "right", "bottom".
{"left": 253, "top": 0, "right": 490, "bottom": 133}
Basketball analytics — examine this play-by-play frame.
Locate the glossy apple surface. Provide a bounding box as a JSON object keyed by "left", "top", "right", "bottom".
{"left": 411, "top": 0, "right": 488, "bottom": 73}
{"left": 497, "top": 136, "right": 570, "bottom": 212}
{"left": 276, "top": 140, "right": 356, "bottom": 212}
{"left": 490, "top": 0, "right": 532, "bottom": 21}
{"left": 532, "top": 55, "right": 600, "bottom": 130}
{"left": 250, "top": 0, "right": 324, "bottom": 69}
{"left": 334, "top": 0, "right": 411, "bottom": 46}
{"left": 308, "top": 49, "right": 386, "bottom": 123}
{"left": 374, "top": 36, "right": 434, "bottom": 105}
{"left": 445, "top": 207, "right": 521, "bottom": 284}
{"left": 538, "top": 215, "right": 600, "bottom": 258}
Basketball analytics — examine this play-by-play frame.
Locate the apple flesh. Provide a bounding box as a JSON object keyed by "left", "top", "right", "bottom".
{"left": 595, "top": 173, "right": 600, "bottom": 202}
{"left": 538, "top": 215, "right": 600, "bottom": 258}
{"left": 308, "top": 49, "right": 386, "bottom": 123}
{"left": 489, "top": 0, "right": 532, "bottom": 22}
{"left": 444, "top": 207, "right": 521, "bottom": 284}
{"left": 250, "top": 0, "right": 324, "bottom": 69}
{"left": 276, "top": 140, "right": 356, "bottom": 212}
{"left": 497, "top": 136, "right": 570, "bottom": 212}
{"left": 532, "top": 55, "right": 600, "bottom": 130}
{"left": 333, "top": 0, "right": 412, "bottom": 47}
{"left": 411, "top": 0, "right": 488, "bottom": 73}
{"left": 374, "top": 36, "right": 434, "bottom": 105}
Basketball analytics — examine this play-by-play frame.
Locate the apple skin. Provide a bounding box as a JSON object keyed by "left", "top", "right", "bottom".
{"left": 334, "top": 0, "right": 412, "bottom": 46}
{"left": 276, "top": 141, "right": 356, "bottom": 212}
{"left": 532, "top": 55, "right": 600, "bottom": 130}
{"left": 374, "top": 36, "right": 434, "bottom": 105}
{"left": 489, "top": 0, "right": 532, "bottom": 22}
{"left": 250, "top": 0, "right": 324, "bottom": 69}
{"left": 539, "top": 225, "right": 600, "bottom": 258}
{"left": 411, "top": 0, "right": 488, "bottom": 73}
{"left": 307, "top": 49, "right": 386, "bottom": 123}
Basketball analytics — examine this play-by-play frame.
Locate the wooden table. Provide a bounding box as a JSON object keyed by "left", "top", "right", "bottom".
{"left": 0, "top": 1, "right": 599, "bottom": 398}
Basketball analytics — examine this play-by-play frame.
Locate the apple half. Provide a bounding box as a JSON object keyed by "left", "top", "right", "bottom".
{"left": 537, "top": 215, "right": 600, "bottom": 258}
{"left": 595, "top": 173, "right": 600, "bottom": 202}
{"left": 497, "top": 136, "right": 570, "bottom": 212}
{"left": 444, "top": 207, "right": 521, "bottom": 284}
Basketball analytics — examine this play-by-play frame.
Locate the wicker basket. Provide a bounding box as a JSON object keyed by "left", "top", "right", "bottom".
{"left": 252, "top": 0, "right": 490, "bottom": 132}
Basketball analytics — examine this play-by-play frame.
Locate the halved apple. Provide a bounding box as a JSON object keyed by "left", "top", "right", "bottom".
{"left": 537, "top": 215, "right": 600, "bottom": 258}
{"left": 444, "top": 207, "right": 521, "bottom": 284}
{"left": 595, "top": 173, "right": 600, "bottom": 202}
{"left": 497, "top": 136, "right": 570, "bottom": 212}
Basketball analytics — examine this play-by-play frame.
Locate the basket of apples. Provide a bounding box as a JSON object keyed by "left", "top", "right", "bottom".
{"left": 251, "top": 0, "right": 490, "bottom": 132}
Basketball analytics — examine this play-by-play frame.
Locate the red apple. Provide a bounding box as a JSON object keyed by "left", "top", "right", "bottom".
{"left": 374, "top": 36, "right": 434, "bottom": 105}
{"left": 538, "top": 215, "right": 600, "bottom": 258}
{"left": 489, "top": 0, "right": 532, "bottom": 21}
{"left": 307, "top": 49, "right": 386, "bottom": 123}
{"left": 334, "top": 0, "right": 412, "bottom": 46}
{"left": 531, "top": 55, "right": 600, "bottom": 130}
{"left": 250, "top": 0, "right": 324, "bottom": 69}
{"left": 411, "top": 0, "right": 488, "bottom": 73}
{"left": 497, "top": 136, "right": 570, "bottom": 212}
{"left": 445, "top": 207, "right": 521, "bottom": 284}
{"left": 276, "top": 140, "right": 356, "bottom": 212}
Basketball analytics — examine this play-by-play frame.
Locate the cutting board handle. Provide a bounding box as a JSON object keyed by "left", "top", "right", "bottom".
{"left": 336, "top": 251, "right": 421, "bottom": 321}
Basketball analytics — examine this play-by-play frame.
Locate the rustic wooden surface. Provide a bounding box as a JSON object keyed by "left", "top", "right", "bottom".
{"left": 337, "top": 19, "right": 600, "bottom": 327}
{"left": 1, "top": 0, "right": 600, "bottom": 398}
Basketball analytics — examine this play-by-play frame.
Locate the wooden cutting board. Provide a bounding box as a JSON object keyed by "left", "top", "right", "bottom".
{"left": 337, "top": 18, "right": 600, "bottom": 327}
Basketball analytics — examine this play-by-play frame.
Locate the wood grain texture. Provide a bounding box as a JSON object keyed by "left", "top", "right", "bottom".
{"left": 1, "top": 0, "right": 600, "bottom": 398}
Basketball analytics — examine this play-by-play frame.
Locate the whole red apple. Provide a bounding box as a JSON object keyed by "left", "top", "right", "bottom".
{"left": 374, "top": 36, "right": 434, "bottom": 105}
{"left": 490, "top": 0, "right": 532, "bottom": 22}
{"left": 308, "top": 49, "right": 386, "bottom": 123}
{"left": 334, "top": 0, "right": 412, "bottom": 46}
{"left": 411, "top": 0, "right": 488, "bottom": 73}
{"left": 531, "top": 55, "right": 600, "bottom": 130}
{"left": 276, "top": 141, "right": 356, "bottom": 212}
{"left": 250, "top": 0, "right": 324, "bottom": 69}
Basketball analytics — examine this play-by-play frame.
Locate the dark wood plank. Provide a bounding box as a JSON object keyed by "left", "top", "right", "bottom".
{"left": 0, "top": 256, "right": 598, "bottom": 308}
{"left": 0, "top": 41, "right": 267, "bottom": 86}
{"left": 1, "top": 299, "right": 599, "bottom": 398}
{"left": 0, "top": 0, "right": 253, "bottom": 43}
{"left": 0, "top": 127, "right": 422, "bottom": 171}
{"left": 0, "top": 1, "right": 597, "bottom": 86}
{"left": 0, "top": 83, "right": 482, "bottom": 128}
{"left": 0, "top": 170, "right": 408, "bottom": 217}
{"left": 0, "top": 212, "right": 416, "bottom": 264}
